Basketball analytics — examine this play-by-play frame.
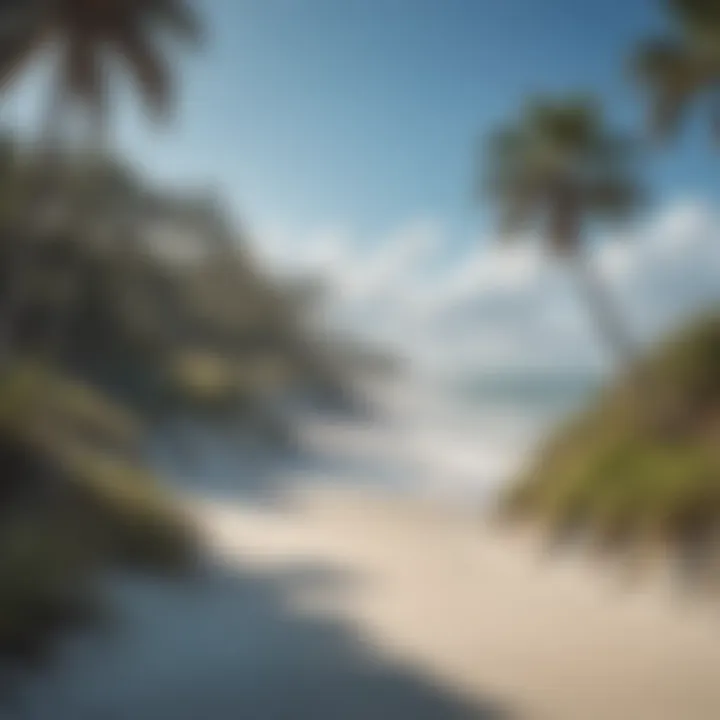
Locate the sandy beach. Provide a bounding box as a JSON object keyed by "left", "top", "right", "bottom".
{"left": 16, "top": 389, "right": 720, "bottom": 720}
{"left": 16, "top": 466, "right": 720, "bottom": 720}
{"left": 195, "top": 483, "right": 720, "bottom": 720}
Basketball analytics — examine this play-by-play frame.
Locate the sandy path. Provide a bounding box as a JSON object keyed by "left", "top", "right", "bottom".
{"left": 195, "top": 485, "right": 720, "bottom": 720}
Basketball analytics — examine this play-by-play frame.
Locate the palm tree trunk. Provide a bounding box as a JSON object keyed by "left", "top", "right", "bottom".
{"left": 571, "top": 250, "right": 637, "bottom": 369}
{"left": 568, "top": 249, "right": 679, "bottom": 432}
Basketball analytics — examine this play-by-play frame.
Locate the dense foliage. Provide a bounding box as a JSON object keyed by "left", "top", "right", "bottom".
{"left": 0, "top": 140, "right": 356, "bottom": 669}
{"left": 501, "top": 313, "right": 720, "bottom": 583}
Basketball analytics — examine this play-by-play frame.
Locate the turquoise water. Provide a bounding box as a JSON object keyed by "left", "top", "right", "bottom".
{"left": 451, "top": 370, "right": 600, "bottom": 419}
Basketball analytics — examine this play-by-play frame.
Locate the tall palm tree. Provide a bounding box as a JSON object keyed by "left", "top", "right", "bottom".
{"left": 634, "top": 0, "right": 720, "bottom": 142}
{"left": 0, "top": 0, "right": 202, "bottom": 359}
{"left": 482, "top": 96, "right": 644, "bottom": 366}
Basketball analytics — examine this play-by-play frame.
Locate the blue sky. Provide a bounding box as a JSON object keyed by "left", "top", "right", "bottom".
{"left": 5, "top": 0, "right": 719, "bottom": 243}
{"left": 5, "top": 0, "right": 720, "bottom": 373}
{"left": 110, "top": 0, "right": 719, "bottom": 240}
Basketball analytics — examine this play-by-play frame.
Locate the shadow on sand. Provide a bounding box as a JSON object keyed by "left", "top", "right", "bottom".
{"left": 9, "top": 558, "right": 511, "bottom": 720}
{"left": 0, "top": 419, "right": 516, "bottom": 719}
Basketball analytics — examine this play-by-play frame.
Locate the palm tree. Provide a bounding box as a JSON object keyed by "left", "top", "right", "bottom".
{"left": 482, "top": 96, "right": 644, "bottom": 366}
{"left": 0, "top": 0, "right": 202, "bottom": 359}
{"left": 634, "top": 0, "right": 720, "bottom": 142}
{"left": 0, "top": 0, "right": 201, "bottom": 135}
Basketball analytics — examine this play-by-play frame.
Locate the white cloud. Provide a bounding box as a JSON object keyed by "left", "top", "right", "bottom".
{"left": 249, "top": 199, "right": 720, "bottom": 377}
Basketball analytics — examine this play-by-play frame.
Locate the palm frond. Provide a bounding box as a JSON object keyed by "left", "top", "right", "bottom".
{"left": 669, "top": 0, "right": 720, "bottom": 44}
{"left": 115, "top": 24, "right": 172, "bottom": 120}
{"left": 634, "top": 37, "right": 696, "bottom": 83}
{"left": 524, "top": 96, "right": 602, "bottom": 158}
{"left": 587, "top": 176, "right": 645, "bottom": 221}
{"left": 0, "top": 0, "right": 203, "bottom": 126}
{"left": 0, "top": 6, "right": 46, "bottom": 90}
{"left": 633, "top": 37, "right": 708, "bottom": 140}
{"left": 148, "top": 0, "right": 203, "bottom": 45}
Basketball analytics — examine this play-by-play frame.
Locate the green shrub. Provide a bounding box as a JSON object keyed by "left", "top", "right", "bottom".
{"left": 0, "top": 513, "right": 103, "bottom": 667}
{"left": 0, "top": 365, "right": 199, "bottom": 665}
{"left": 59, "top": 446, "right": 200, "bottom": 573}
{"left": 501, "top": 313, "right": 720, "bottom": 569}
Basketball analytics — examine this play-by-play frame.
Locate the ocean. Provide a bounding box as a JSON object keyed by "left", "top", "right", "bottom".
{"left": 150, "top": 368, "right": 601, "bottom": 509}
{"left": 299, "top": 369, "right": 600, "bottom": 503}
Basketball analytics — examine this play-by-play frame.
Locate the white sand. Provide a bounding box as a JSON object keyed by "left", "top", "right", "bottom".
{"left": 195, "top": 484, "right": 720, "bottom": 720}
